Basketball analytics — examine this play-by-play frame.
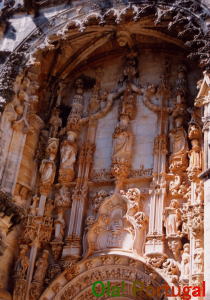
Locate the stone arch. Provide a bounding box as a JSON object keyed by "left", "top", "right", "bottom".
{"left": 40, "top": 253, "right": 173, "bottom": 299}
{"left": 0, "top": 0, "right": 209, "bottom": 110}
{"left": 0, "top": 1, "right": 208, "bottom": 299}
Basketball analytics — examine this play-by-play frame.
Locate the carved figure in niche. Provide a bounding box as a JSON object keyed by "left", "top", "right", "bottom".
{"left": 39, "top": 138, "right": 58, "bottom": 194}
{"left": 112, "top": 115, "right": 133, "bottom": 165}
{"left": 180, "top": 243, "right": 190, "bottom": 281}
{"left": 187, "top": 139, "right": 202, "bottom": 172}
{"left": 82, "top": 215, "right": 96, "bottom": 256}
{"left": 15, "top": 244, "right": 29, "bottom": 279}
{"left": 188, "top": 123, "right": 201, "bottom": 140}
{"left": 29, "top": 195, "right": 39, "bottom": 216}
{"left": 120, "top": 51, "right": 138, "bottom": 84}
{"left": 169, "top": 175, "right": 181, "bottom": 195}
{"left": 33, "top": 250, "right": 49, "bottom": 283}
{"left": 55, "top": 185, "right": 71, "bottom": 207}
{"left": 168, "top": 238, "right": 182, "bottom": 260}
{"left": 70, "top": 78, "right": 84, "bottom": 116}
{"left": 59, "top": 131, "right": 78, "bottom": 184}
{"left": 120, "top": 87, "right": 137, "bottom": 120}
{"left": 122, "top": 188, "right": 146, "bottom": 229}
{"left": 169, "top": 116, "right": 188, "bottom": 172}
{"left": 44, "top": 199, "right": 54, "bottom": 217}
{"left": 92, "top": 190, "right": 109, "bottom": 214}
{"left": 193, "top": 240, "right": 204, "bottom": 274}
{"left": 195, "top": 182, "right": 204, "bottom": 204}
{"left": 13, "top": 183, "right": 29, "bottom": 207}
{"left": 49, "top": 108, "right": 62, "bottom": 138}
{"left": 54, "top": 207, "right": 65, "bottom": 241}
{"left": 164, "top": 199, "right": 182, "bottom": 237}
{"left": 176, "top": 65, "right": 187, "bottom": 97}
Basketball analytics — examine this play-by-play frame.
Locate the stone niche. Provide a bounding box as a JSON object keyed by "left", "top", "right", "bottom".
{"left": 86, "top": 189, "right": 147, "bottom": 256}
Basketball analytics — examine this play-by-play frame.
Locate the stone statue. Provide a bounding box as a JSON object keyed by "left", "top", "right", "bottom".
{"left": 164, "top": 199, "right": 182, "bottom": 237}
{"left": 170, "top": 116, "right": 188, "bottom": 155}
{"left": 195, "top": 182, "right": 204, "bottom": 204}
{"left": 193, "top": 240, "right": 204, "bottom": 274}
{"left": 33, "top": 250, "right": 49, "bottom": 283}
{"left": 112, "top": 115, "right": 133, "bottom": 165}
{"left": 39, "top": 138, "right": 58, "bottom": 194}
{"left": 59, "top": 130, "right": 78, "bottom": 183}
{"left": 180, "top": 243, "right": 190, "bottom": 281}
{"left": 187, "top": 139, "right": 202, "bottom": 172}
{"left": 30, "top": 195, "right": 39, "bottom": 216}
{"left": 168, "top": 238, "right": 182, "bottom": 260}
{"left": 69, "top": 77, "right": 84, "bottom": 116}
{"left": 123, "top": 188, "right": 146, "bottom": 229}
{"left": 15, "top": 245, "right": 29, "bottom": 279}
{"left": 44, "top": 199, "right": 54, "bottom": 217}
{"left": 120, "top": 87, "right": 137, "bottom": 120}
{"left": 49, "top": 108, "right": 62, "bottom": 138}
{"left": 169, "top": 116, "right": 188, "bottom": 171}
{"left": 54, "top": 208, "right": 65, "bottom": 241}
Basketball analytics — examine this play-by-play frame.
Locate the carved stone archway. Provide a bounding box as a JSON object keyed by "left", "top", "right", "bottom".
{"left": 40, "top": 253, "right": 171, "bottom": 300}
{"left": 0, "top": 1, "right": 209, "bottom": 299}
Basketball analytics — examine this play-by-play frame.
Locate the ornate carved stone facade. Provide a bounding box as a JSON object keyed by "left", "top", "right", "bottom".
{"left": 0, "top": 1, "right": 209, "bottom": 299}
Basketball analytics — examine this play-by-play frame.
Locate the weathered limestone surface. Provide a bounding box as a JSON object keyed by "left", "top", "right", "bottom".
{"left": 0, "top": 0, "right": 209, "bottom": 299}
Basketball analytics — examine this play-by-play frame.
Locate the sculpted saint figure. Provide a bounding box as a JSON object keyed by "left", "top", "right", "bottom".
{"left": 123, "top": 188, "right": 146, "bottom": 229}
{"left": 33, "top": 250, "right": 49, "bottom": 282}
{"left": 15, "top": 245, "right": 29, "bottom": 279}
{"left": 70, "top": 78, "right": 84, "bottom": 116}
{"left": 180, "top": 243, "right": 190, "bottom": 281}
{"left": 39, "top": 138, "right": 58, "bottom": 192}
{"left": 187, "top": 139, "right": 202, "bottom": 172}
{"left": 30, "top": 195, "right": 39, "bottom": 216}
{"left": 169, "top": 116, "right": 188, "bottom": 171}
{"left": 164, "top": 199, "right": 182, "bottom": 237}
{"left": 59, "top": 130, "right": 78, "bottom": 183}
{"left": 49, "top": 108, "right": 62, "bottom": 138}
{"left": 112, "top": 115, "right": 133, "bottom": 165}
{"left": 170, "top": 116, "right": 188, "bottom": 155}
{"left": 54, "top": 207, "right": 65, "bottom": 241}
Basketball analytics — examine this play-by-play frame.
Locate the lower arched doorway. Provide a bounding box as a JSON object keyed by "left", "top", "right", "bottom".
{"left": 40, "top": 253, "right": 171, "bottom": 300}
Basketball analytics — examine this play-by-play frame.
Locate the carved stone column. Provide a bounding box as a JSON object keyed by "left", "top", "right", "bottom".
{"left": 63, "top": 142, "right": 95, "bottom": 261}
{"left": 145, "top": 62, "right": 171, "bottom": 257}
{"left": 195, "top": 71, "right": 210, "bottom": 297}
